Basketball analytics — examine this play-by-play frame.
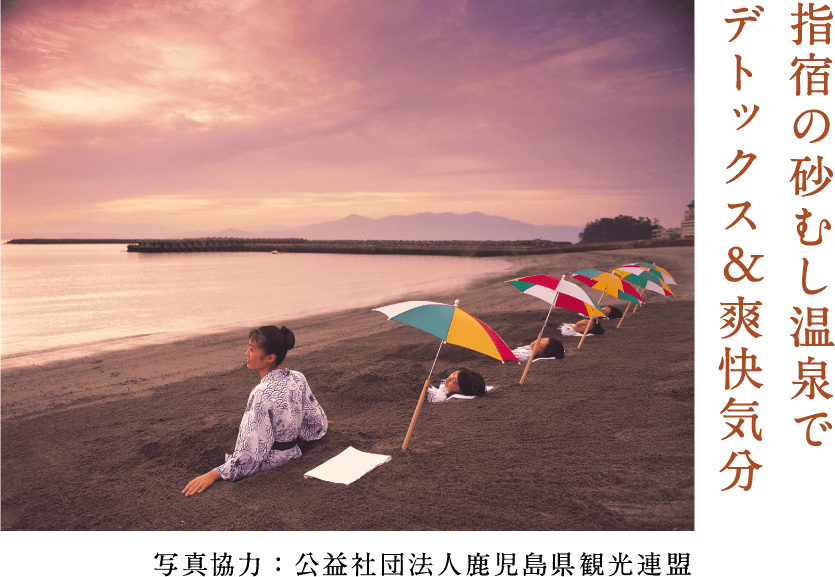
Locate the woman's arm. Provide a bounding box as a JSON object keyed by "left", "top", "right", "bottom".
{"left": 297, "top": 373, "right": 329, "bottom": 441}
{"left": 213, "top": 389, "right": 276, "bottom": 483}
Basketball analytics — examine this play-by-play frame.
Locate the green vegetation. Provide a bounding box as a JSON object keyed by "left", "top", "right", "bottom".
{"left": 578, "top": 215, "right": 659, "bottom": 243}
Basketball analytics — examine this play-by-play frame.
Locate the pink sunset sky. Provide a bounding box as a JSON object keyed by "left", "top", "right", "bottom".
{"left": 1, "top": 0, "right": 693, "bottom": 235}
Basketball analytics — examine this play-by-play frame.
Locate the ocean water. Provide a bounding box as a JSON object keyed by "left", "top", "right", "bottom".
{"left": 1, "top": 244, "right": 514, "bottom": 368}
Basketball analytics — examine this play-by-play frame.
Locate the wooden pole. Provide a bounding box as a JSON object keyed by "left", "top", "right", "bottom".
{"left": 519, "top": 276, "right": 562, "bottom": 385}
{"left": 519, "top": 332, "right": 542, "bottom": 384}
{"left": 646, "top": 264, "right": 654, "bottom": 305}
{"left": 578, "top": 290, "right": 606, "bottom": 348}
{"left": 402, "top": 314, "right": 450, "bottom": 451}
{"left": 402, "top": 378, "right": 432, "bottom": 451}
{"left": 617, "top": 303, "right": 630, "bottom": 328}
{"left": 577, "top": 317, "right": 593, "bottom": 348}
{"left": 629, "top": 287, "right": 645, "bottom": 314}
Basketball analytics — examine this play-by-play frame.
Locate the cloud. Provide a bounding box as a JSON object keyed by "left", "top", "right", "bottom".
{"left": 1, "top": 0, "right": 693, "bottom": 230}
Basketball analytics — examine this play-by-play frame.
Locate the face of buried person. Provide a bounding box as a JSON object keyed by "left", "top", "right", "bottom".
{"left": 531, "top": 337, "right": 550, "bottom": 356}
{"left": 601, "top": 306, "right": 612, "bottom": 316}
{"left": 245, "top": 338, "right": 276, "bottom": 377}
{"left": 444, "top": 370, "right": 461, "bottom": 394}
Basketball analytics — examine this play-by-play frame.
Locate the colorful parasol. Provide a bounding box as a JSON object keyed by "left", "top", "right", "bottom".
{"left": 507, "top": 274, "right": 606, "bottom": 370}
{"left": 610, "top": 266, "right": 674, "bottom": 327}
{"left": 570, "top": 269, "right": 645, "bottom": 306}
{"left": 613, "top": 267, "right": 674, "bottom": 296}
{"left": 623, "top": 262, "right": 677, "bottom": 286}
{"left": 507, "top": 274, "right": 607, "bottom": 318}
{"left": 373, "top": 300, "right": 518, "bottom": 449}
{"left": 620, "top": 262, "right": 676, "bottom": 314}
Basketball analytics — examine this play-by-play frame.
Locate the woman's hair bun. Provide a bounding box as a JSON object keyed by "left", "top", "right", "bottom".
{"left": 280, "top": 326, "right": 295, "bottom": 351}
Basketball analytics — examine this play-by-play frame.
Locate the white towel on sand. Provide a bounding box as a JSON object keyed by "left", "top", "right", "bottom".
{"left": 304, "top": 446, "right": 391, "bottom": 485}
{"left": 427, "top": 382, "right": 495, "bottom": 403}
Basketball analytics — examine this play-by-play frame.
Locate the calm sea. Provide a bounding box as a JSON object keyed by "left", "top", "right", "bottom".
{"left": 0, "top": 244, "right": 514, "bottom": 368}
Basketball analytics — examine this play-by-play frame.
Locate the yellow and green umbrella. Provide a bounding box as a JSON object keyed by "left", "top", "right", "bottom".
{"left": 613, "top": 267, "right": 674, "bottom": 296}
{"left": 610, "top": 266, "right": 673, "bottom": 326}
{"left": 373, "top": 300, "right": 518, "bottom": 449}
{"left": 570, "top": 269, "right": 645, "bottom": 306}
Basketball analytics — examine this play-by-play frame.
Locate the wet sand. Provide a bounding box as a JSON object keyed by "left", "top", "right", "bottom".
{"left": 1, "top": 247, "right": 693, "bottom": 530}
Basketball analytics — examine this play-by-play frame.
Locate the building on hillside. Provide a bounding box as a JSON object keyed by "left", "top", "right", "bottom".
{"left": 681, "top": 201, "right": 694, "bottom": 238}
{"left": 652, "top": 227, "right": 682, "bottom": 240}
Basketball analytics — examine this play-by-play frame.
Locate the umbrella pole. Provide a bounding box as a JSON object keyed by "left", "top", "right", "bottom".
{"left": 519, "top": 332, "right": 542, "bottom": 385}
{"left": 617, "top": 303, "right": 630, "bottom": 328}
{"left": 628, "top": 287, "right": 645, "bottom": 315}
{"left": 577, "top": 290, "right": 606, "bottom": 348}
{"left": 577, "top": 317, "right": 593, "bottom": 348}
{"left": 402, "top": 340, "right": 445, "bottom": 451}
{"left": 520, "top": 279, "right": 562, "bottom": 385}
{"left": 646, "top": 265, "right": 655, "bottom": 303}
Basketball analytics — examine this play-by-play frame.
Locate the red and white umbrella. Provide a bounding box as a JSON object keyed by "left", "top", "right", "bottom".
{"left": 506, "top": 274, "right": 607, "bottom": 378}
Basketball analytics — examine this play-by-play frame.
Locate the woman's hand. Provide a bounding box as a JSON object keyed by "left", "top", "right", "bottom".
{"left": 182, "top": 470, "right": 221, "bottom": 496}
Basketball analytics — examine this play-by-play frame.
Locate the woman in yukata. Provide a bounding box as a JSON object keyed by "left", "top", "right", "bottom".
{"left": 182, "top": 325, "right": 328, "bottom": 496}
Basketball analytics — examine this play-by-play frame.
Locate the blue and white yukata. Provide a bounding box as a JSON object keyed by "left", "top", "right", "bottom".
{"left": 214, "top": 368, "right": 328, "bottom": 482}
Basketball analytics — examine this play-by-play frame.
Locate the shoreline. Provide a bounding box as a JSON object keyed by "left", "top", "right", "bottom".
{"left": 0, "top": 255, "right": 524, "bottom": 420}
{"left": 0, "top": 250, "right": 516, "bottom": 369}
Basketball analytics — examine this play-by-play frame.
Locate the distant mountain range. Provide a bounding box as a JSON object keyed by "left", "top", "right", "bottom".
{"left": 3, "top": 212, "right": 581, "bottom": 243}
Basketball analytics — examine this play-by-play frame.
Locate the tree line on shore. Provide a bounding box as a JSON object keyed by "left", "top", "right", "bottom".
{"left": 578, "top": 215, "right": 660, "bottom": 243}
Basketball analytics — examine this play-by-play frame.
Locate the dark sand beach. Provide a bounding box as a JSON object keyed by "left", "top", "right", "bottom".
{"left": 1, "top": 247, "right": 693, "bottom": 531}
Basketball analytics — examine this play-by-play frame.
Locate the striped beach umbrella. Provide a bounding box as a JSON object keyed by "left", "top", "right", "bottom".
{"left": 610, "top": 266, "right": 674, "bottom": 327}
{"left": 613, "top": 267, "right": 674, "bottom": 296}
{"left": 623, "top": 262, "right": 677, "bottom": 286}
{"left": 506, "top": 274, "right": 607, "bottom": 370}
{"left": 570, "top": 269, "right": 644, "bottom": 306}
{"left": 507, "top": 274, "right": 607, "bottom": 318}
{"left": 373, "top": 300, "right": 518, "bottom": 449}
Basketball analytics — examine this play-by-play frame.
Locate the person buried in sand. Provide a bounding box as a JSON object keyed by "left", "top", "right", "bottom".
{"left": 561, "top": 316, "right": 605, "bottom": 337}
{"left": 426, "top": 367, "right": 486, "bottom": 403}
{"left": 573, "top": 305, "right": 623, "bottom": 320}
{"left": 601, "top": 305, "right": 622, "bottom": 319}
{"left": 512, "top": 333, "right": 565, "bottom": 363}
{"left": 182, "top": 325, "right": 328, "bottom": 496}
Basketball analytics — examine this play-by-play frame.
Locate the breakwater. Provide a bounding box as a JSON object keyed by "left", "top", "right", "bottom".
{"left": 124, "top": 237, "right": 692, "bottom": 256}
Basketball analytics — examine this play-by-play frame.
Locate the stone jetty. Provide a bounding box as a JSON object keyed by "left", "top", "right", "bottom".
{"left": 124, "top": 237, "right": 691, "bottom": 257}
